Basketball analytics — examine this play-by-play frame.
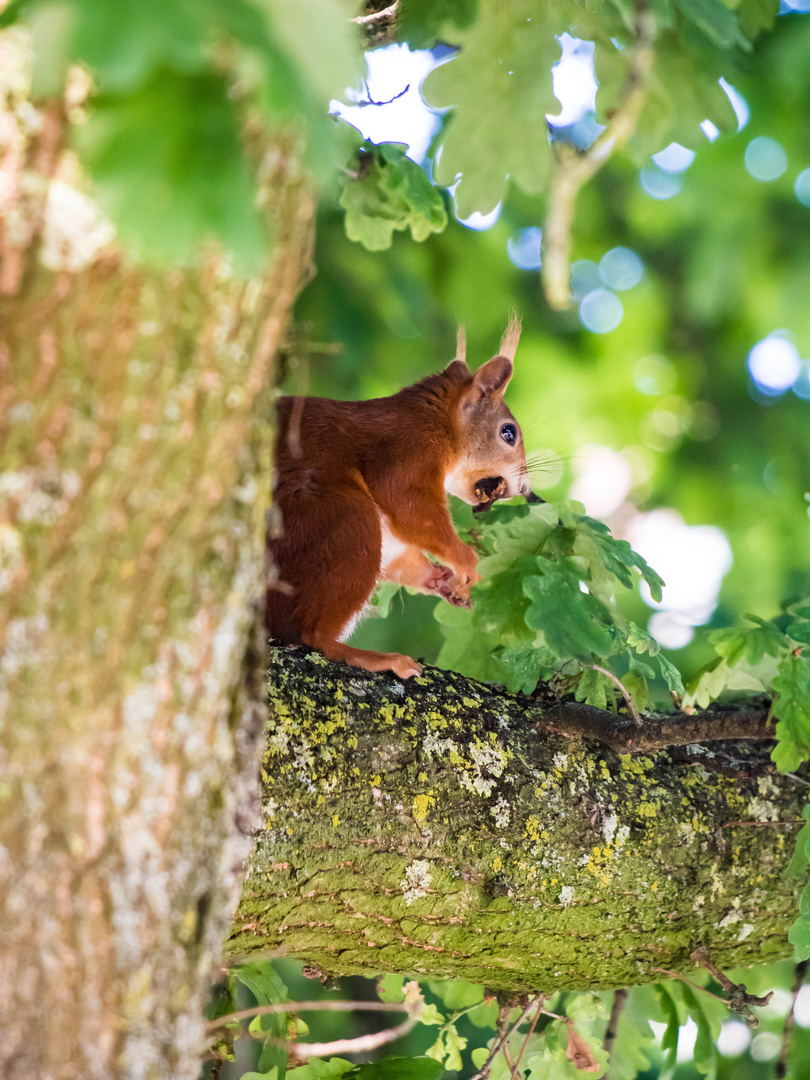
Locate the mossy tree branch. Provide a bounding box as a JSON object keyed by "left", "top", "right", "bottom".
{"left": 229, "top": 647, "right": 802, "bottom": 993}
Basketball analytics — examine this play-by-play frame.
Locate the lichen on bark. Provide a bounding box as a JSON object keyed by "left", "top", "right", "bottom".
{"left": 230, "top": 647, "right": 802, "bottom": 993}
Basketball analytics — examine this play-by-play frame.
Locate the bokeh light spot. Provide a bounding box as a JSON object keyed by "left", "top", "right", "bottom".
{"left": 599, "top": 247, "right": 643, "bottom": 290}
{"left": 744, "top": 136, "right": 787, "bottom": 181}
{"left": 795, "top": 167, "right": 810, "bottom": 207}
{"left": 717, "top": 1021, "right": 752, "bottom": 1058}
{"left": 628, "top": 509, "right": 733, "bottom": 631}
{"left": 457, "top": 203, "right": 501, "bottom": 231}
{"left": 569, "top": 445, "right": 632, "bottom": 518}
{"left": 570, "top": 259, "right": 602, "bottom": 299}
{"left": 747, "top": 334, "right": 801, "bottom": 394}
{"left": 652, "top": 143, "right": 696, "bottom": 174}
{"left": 647, "top": 612, "right": 694, "bottom": 649}
{"left": 792, "top": 363, "right": 810, "bottom": 400}
{"left": 719, "top": 78, "right": 749, "bottom": 130}
{"left": 750, "top": 1033, "right": 781, "bottom": 1063}
{"left": 701, "top": 120, "right": 720, "bottom": 142}
{"left": 507, "top": 227, "right": 542, "bottom": 270}
{"left": 634, "top": 354, "right": 676, "bottom": 396}
{"left": 579, "top": 289, "right": 623, "bottom": 334}
{"left": 640, "top": 167, "right": 682, "bottom": 199}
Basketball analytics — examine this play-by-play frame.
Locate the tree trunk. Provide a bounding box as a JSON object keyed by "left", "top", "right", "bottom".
{"left": 0, "top": 50, "right": 313, "bottom": 1079}
{"left": 229, "top": 648, "right": 802, "bottom": 992}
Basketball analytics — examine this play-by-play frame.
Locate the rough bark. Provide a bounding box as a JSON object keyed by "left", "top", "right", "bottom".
{"left": 0, "top": 44, "right": 313, "bottom": 1080}
{"left": 229, "top": 647, "right": 802, "bottom": 993}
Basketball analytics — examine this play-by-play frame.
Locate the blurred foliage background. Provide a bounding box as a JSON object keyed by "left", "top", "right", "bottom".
{"left": 291, "top": 13, "right": 810, "bottom": 682}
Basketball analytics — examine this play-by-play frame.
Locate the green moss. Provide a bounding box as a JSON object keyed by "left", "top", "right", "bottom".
{"left": 231, "top": 648, "right": 802, "bottom": 990}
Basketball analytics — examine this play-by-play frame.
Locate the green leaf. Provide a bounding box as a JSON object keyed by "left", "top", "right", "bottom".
{"left": 377, "top": 974, "right": 407, "bottom": 1003}
{"left": 427, "top": 980, "right": 484, "bottom": 1010}
{"left": 710, "top": 616, "right": 788, "bottom": 666}
{"left": 435, "top": 601, "right": 503, "bottom": 683}
{"left": 605, "top": 990, "right": 656, "bottom": 1080}
{"left": 419, "top": 1003, "right": 445, "bottom": 1027}
{"left": 680, "top": 985, "right": 718, "bottom": 1078}
{"left": 788, "top": 803, "right": 810, "bottom": 878}
{"left": 684, "top": 657, "right": 730, "bottom": 709}
{"left": 467, "top": 1000, "right": 500, "bottom": 1028}
{"left": 263, "top": 0, "right": 358, "bottom": 112}
{"left": 626, "top": 622, "right": 661, "bottom": 656}
{"left": 574, "top": 516, "right": 665, "bottom": 602}
{"left": 235, "top": 962, "right": 288, "bottom": 1009}
{"left": 575, "top": 667, "right": 613, "bottom": 711}
{"left": 673, "top": 0, "right": 752, "bottom": 51}
{"left": 658, "top": 654, "right": 686, "bottom": 697}
{"left": 75, "top": 70, "right": 266, "bottom": 268}
{"left": 787, "top": 621, "right": 810, "bottom": 645}
{"left": 472, "top": 1045, "right": 512, "bottom": 1080}
{"left": 368, "top": 582, "right": 402, "bottom": 620}
{"left": 492, "top": 645, "right": 554, "bottom": 695}
{"left": 423, "top": 0, "right": 563, "bottom": 216}
{"left": 398, "top": 0, "right": 479, "bottom": 49}
{"left": 655, "top": 985, "right": 680, "bottom": 1080}
{"left": 287, "top": 1061, "right": 354, "bottom": 1080}
{"left": 426, "top": 1024, "right": 468, "bottom": 1070}
{"left": 71, "top": 0, "right": 208, "bottom": 93}
{"left": 788, "top": 914, "right": 810, "bottom": 962}
{"left": 345, "top": 1058, "right": 444, "bottom": 1080}
{"left": 736, "top": 0, "right": 779, "bottom": 40}
{"left": 475, "top": 555, "right": 541, "bottom": 644}
{"left": 340, "top": 143, "right": 448, "bottom": 252}
{"left": 235, "top": 961, "right": 289, "bottom": 1080}
{"left": 771, "top": 653, "right": 810, "bottom": 773}
{"left": 524, "top": 563, "right": 616, "bottom": 661}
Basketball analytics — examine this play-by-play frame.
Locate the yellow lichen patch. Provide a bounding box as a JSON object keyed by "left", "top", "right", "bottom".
{"left": 413, "top": 793, "right": 435, "bottom": 823}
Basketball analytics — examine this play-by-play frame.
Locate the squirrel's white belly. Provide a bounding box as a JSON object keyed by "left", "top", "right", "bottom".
{"left": 378, "top": 512, "right": 407, "bottom": 575}
{"left": 338, "top": 513, "right": 404, "bottom": 643}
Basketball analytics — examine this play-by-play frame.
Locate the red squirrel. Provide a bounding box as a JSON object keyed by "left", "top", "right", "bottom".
{"left": 266, "top": 318, "right": 532, "bottom": 679}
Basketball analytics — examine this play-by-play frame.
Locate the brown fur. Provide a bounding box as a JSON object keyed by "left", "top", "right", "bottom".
{"left": 266, "top": 344, "right": 528, "bottom": 679}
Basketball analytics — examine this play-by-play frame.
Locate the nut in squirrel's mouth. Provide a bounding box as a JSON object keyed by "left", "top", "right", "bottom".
{"left": 472, "top": 476, "right": 509, "bottom": 513}
{"left": 472, "top": 477, "right": 546, "bottom": 514}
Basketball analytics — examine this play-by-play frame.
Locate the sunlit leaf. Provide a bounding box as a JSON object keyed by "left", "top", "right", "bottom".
{"left": 340, "top": 143, "right": 448, "bottom": 251}
{"left": 422, "top": 0, "right": 562, "bottom": 216}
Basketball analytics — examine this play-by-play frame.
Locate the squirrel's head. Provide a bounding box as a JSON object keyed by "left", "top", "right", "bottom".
{"left": 443, "top": 320, "right": 531, "bottom": 510}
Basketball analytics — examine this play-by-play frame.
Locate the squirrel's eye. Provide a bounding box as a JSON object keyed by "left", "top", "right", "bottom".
{"left": 500, "top": 423, "right": 517, "bottom": 445}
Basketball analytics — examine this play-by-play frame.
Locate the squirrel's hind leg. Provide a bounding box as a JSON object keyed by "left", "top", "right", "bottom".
{"left": 268, "top": 477, "right": 421, "bottom": 679}
{"left": 304, "top": 634, "right": 422, "bottom": 680}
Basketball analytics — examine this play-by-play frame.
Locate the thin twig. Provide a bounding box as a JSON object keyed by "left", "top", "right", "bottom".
{"left": 651, "top": 968, "right": 734, "bottom": 1008}
{"left": 280, "top": 1013, "right": 419, "bottom": 1060}
{"left": 776, "top": 959, "right": 808, "bottom": 1079}
{"left": 691, "top": 945, "right": 773, "bottom": 1027}
{"left": 352, "top": 2, "right": 398, "bottom": 24}
{"left": 591, "top": 665, "right": 642, "bottom": 726}
{"left": 511, "top": 997, "right": 545, "bottom": 1076}
{"left": 470, "top": 995, "right": 544, "bottom": 1080}
{"left": 600, "top": 989, "right": 627, "bottom": 1079}
{"left": 541, "top": 3, "right": 655, "bottom": 309}
{"left": 205, "top": 998, "right": 409, "bottom": 1037}
{"left": 502, "top": 1041, "right": 520, "bottom": 1080}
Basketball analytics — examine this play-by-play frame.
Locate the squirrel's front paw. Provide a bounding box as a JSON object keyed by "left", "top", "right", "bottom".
{"left": 426, "top": 565, "right": 473, "bottom": 607}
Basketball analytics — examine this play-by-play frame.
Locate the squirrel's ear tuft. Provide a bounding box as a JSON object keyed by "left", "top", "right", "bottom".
{"left": 470, "top": 355, "right": 513, "bottom": 398}
{"left": 444, "top": 325, "right": 468, "bottom": 379}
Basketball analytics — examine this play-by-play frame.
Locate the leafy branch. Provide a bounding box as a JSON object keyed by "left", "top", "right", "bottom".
{"left": 542, "top": 2, "right": 656, "bottom": 310}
